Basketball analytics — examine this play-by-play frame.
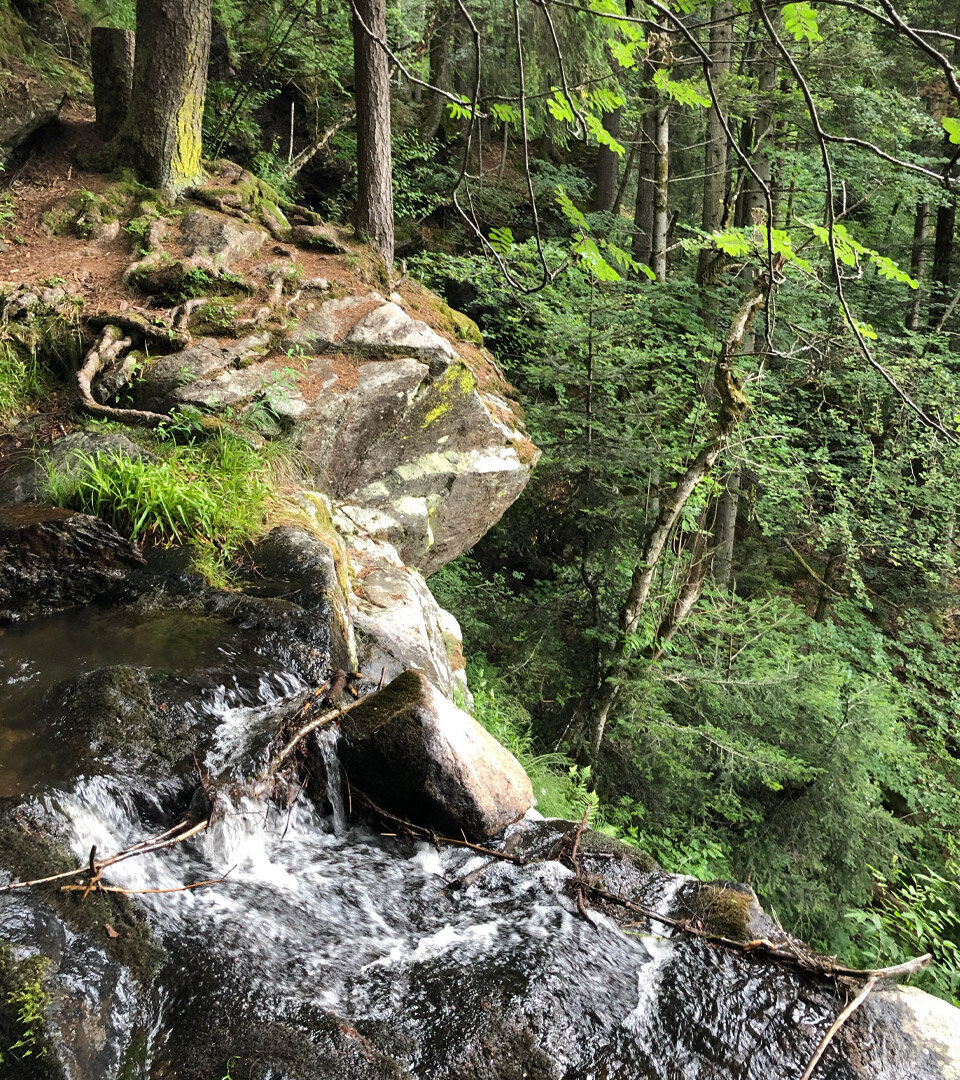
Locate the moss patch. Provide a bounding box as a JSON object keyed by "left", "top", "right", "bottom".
{"left": 684, "top": 883, "right": 760, "bottom": 941}
{"left": 0, "top": 818, "right": 164, "bottom": 983}
{"left": 0, "top": 948, "right": 59, "bottom": 1080}
{"left": 420, "top": 364, "right": 477, "bottom": 429}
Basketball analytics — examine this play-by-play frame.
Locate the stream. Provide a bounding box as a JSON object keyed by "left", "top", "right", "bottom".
{"left": 0, "top": 601, "right": 950, "bottom": 1080}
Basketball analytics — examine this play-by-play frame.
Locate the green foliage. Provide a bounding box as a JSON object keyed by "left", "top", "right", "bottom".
{"left": 43, "top": 431, "right": 287, "bottom": 580}
{"left": 0, "top": 338, "right": 50, "bottom": 419}
{"left": 844, "top": 856, "right": 960, "bottom": 1004}
{"left": 782, "top": 2, "right": 823, "bottom": 43}
{"left": 0, "top": 949, "right": 51, "bottom": 1076}
{"left": 464, "top": 661, "right": 601, "bottom": 824}
{"left": 391, "top": 132, "right": 454, "bottom": 221}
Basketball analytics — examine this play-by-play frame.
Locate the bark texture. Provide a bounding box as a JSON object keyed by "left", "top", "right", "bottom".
{"left": 593, "top": 106, "right": 622, "bottom": 212}
{"left": 91, "top": 27, "right": 136, "bottom": 140}
{"left": 118, "top": 0, "right": 212, "bottom": 195}
{"left": 352, "top": 0, "right": 395, "bottom": 265}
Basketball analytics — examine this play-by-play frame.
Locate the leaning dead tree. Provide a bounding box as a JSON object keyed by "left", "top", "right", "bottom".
{"left": 586, "top": 267, "right": 778, "bottom": 761}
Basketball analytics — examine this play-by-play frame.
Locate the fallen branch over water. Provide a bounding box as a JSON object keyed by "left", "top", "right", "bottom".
{"left": 579, "top": 876, "right": 931, "bottom": 982}
{"left": 799, "top": 975, "right": 878, "bottom": 1080}
{"left": 0, "top": 674, "right": 373, "bottom": 899}
{"left": 353, "top": 789, "right": 526, "bottom": 865}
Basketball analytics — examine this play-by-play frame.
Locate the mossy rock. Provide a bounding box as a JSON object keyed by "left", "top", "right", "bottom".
{"left": 0, "top": 814, "right": 164, "bottom": 983}
{"left": 0, "top": 947, "right": 60, "bottom": 1080}
{"left": 682, "top": 881, "right": 767, "bottom": 942}
{"left": 434, "top": 300, "right": 483, "bottom": 346}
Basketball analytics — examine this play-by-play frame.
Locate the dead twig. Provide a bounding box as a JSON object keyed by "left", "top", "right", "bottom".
{"left": 60, "top": 867, "right": 235, "bottom": 896}
{"left": 581, "top": 878, "right": 931, "bottom": 982}
{"left": 798, "top": 975, "right": 878, "bottom": 1080}
{"left": 354, "top": 790, "right": 526, "bottom": 864}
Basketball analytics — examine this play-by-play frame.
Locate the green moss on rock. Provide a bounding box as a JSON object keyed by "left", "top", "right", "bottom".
{"left": 0, "top": 947, "right": 60, "bottom": 1080}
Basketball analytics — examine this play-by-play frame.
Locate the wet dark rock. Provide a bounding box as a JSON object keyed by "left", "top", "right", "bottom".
{"left": 0, "top": 505, "right": 144, "bottom": 621}
{"left": 339, "top": 669, "right": 534, "bottom": 840}
{"left": 0, "top": 430, "right": 156, "bottom": 504}
{"left": 249, "top": 525, "right": 354, "bottom": 671}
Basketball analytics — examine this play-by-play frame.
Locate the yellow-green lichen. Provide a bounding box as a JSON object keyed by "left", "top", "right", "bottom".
{"left": 170, "top": 89, "right": 204, "bottom": 192}
{"left": 420, "top": 364, "right": 477, "bottom": 429}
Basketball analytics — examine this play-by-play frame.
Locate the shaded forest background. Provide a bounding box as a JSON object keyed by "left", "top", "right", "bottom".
{"left": 2, "top": 0, "right": 960, "bottom": 1001}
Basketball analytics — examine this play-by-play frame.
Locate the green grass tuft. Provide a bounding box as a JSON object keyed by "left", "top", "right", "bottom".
{"left": 43, "top": 431, "right": 289, "bottom": 580}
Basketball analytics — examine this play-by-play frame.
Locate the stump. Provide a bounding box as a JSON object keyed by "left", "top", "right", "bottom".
{"left": 91, "top": 27, "right": 136, "bottom": 140}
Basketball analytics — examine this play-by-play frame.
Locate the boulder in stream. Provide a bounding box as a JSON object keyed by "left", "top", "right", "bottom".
{"left": 339, "top": 669, "right": 533, "bottom": 841}
{"left": 0, "top": 504, "right": 144, "bottom": 621}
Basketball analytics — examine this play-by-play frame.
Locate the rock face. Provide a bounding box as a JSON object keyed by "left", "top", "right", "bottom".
{"left": 339, "top": 669, "right": 534, "bottom": 840}
{"left": 135, "top": 290, "right": 538, "bottom": 575}
{"left": 0, "top": 504, "right": 144, "bottom": 620}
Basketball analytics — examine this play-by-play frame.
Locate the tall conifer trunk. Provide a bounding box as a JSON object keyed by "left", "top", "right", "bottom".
{"left": 352, "top": 0, "right": 395, "bottom": 265}
{"left": 118, "top": 0, "right": 211, "bottom": 195}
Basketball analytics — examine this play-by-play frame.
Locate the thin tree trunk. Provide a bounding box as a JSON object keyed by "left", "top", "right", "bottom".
{"left": 421, "top": 0, "right": 454, "bottom": 141}
{"left": 118, "top": 0, "right": 211, "bottom": 194}
{"left": 91, "top": 27, "right": 135, "bottom": 141}
{"left": 929, "top": 196, "right": 954, "bottom": 330}
{"left": 593, "top": 106, "right": 622, "bottom": 212}
{"left": 352, "top": 0, "right": 394, "bottom": 265}
{"left": 906, "top": 200, "right": 929, "bottom": 332}
{"left": 697, "top": 0, "right": 734, "bottom": 313}
{"left": 650, "top": 103, "right": 669, "bottom": 281}
{"left": 632, "top": 92, "right": 657, "bottom": 268}
{"left": 587, "top": 280, "right": 768, "bottom": 761}
{"left": 712, "top": 469, "right": 740, "bottom": 588}
{"left": 612, "top": 135, "right": 638, "bottom": 217}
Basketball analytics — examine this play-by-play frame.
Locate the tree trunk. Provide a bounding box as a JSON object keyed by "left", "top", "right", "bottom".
{"left": 587, "top": 280, "right": 768, "bottom": 762}
{"left": 352, "top": 0, "right": 395, "bottom": 265}
{"left": 91, "top": 27, "right": 136, "bottom": 141}
{"left": 929, "top": 196, "right": 954, "bottom": 330}
{"left": 712, "top": 469, "right": 740, "bottom": 588}
{"left": 632, "top": 91, "right": 657, "bottom": 268}
{"left": 118, "top": 0, "right": 211, "bottom": 195}
{"left": 593, "top": 106, "right": 622, "bottom": 212}
{"left": 697, "top": 0, "right": 734, "bottom": 303}
{"left": 649, "top": 102, "right": 669, "bottom": 281}
{"left": 906, "top": 200, "right": 929, "bottom": 332}
{"left": 420, "top": 0, "right": 454, "bottom": 142}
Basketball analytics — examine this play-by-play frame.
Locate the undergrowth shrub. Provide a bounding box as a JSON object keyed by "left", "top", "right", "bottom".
{"left": 44, "top": 431, "right": 287, "bottom": 580}
{"left": 0, "top": 339, "right": 49, "bottom": 418}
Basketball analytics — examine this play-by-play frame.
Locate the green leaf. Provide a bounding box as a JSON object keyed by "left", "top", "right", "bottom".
{"left": 547, "top": 92, "right": 576, "bottom": 123}
{"left": 653, "top": 68, "right": 711, "bottom": 109}
{"left": 444, "top": 97, "right": 473, "bottom": 121}
{"left": 574, "top": 236, "right": 622, "bottom": 280}
{"left": 609, "top": 40, "right": 640, "bottom": 68}
{"left": 489, "top": 226, "right": 514, "bottom": 255}
{"left": 490, "top": 103, "right": 521, "bottom": 125}
{"left": 586, "top": 113, "right": 626, "bottom": 155}
{"left": 943, "top": 117, "right": 960, "bottom": 144}
{"left": 555, "top": 186, "right": 588, "bottom": 230}
{"left": 604, "top": 241, "right": 640, "bottom": 274}
{"left": 711, "top": 229, "right": 752, "bottom": 257}
{"left": 853, "top": 319, "right": 878, "bottom": 340}
{"left": 782, "top": 2, "right": 823, "bottom": 42}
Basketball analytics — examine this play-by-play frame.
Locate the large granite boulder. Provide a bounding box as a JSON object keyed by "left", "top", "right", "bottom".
{"left": 339, "top": 669, "right": 533, "bottom": 840}
{"left": 132, "top": 291, "right": 538, "bottom": 575}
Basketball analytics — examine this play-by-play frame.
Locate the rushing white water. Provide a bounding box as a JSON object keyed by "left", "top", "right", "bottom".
{"left": 2, "top": 653, "right": 894, "bottom": 1080}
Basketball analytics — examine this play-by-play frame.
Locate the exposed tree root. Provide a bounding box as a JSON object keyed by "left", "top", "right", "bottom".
{"left": 77, "top": 324, "right": 173, "bottom": 428}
